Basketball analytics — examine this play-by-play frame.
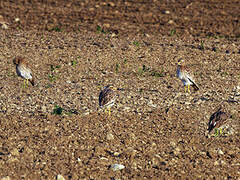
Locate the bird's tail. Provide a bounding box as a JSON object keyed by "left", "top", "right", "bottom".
{"left": 192, "top": 83, "right": 199, "bottom": 91}
{"left": 189, "top": 78, "right": 199, "bottom": 91}
{"left": 30, "top": 78, "right": 35, "bottom": 86}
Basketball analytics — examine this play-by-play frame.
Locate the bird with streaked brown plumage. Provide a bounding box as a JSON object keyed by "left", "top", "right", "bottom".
{"left": 13, "top": 56, "right": 35, "bottom": 88}
{"left": 208, "top": 106, "right": 231, "bottom": 135}
{"left": 99, "top": 85, "right": 117, "bottom": 116}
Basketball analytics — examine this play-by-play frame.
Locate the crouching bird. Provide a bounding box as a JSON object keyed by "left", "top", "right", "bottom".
{"left": 208, "top": 106, "right": 230, "bottom": 135}
{"left": 13, "top": 56, "right": 35, "bottom": 88}
{"left": 99, "top": 85, "right": 117, "bottom": 117}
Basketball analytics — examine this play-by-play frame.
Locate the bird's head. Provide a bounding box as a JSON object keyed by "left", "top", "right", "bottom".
{"left": 106, "top": 84, "right": 117, "bottom": 90}
{"left": 13, "top": 56, "right": 25, "bottom": 65}
{"left": 177, "top": 58, "right": 184, "bottom": 65}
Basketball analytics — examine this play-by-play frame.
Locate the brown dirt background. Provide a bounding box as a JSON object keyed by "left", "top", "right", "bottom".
{"left": 0, "top": 0, "right": 240, "bottom": 179}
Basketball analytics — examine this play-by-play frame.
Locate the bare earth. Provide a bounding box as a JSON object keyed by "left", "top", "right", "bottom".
{"left": 0, "top": 0, "right": 239, "bottom": 179}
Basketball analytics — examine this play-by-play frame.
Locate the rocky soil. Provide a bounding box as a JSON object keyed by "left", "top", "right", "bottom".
{"left": 0, "top": 0, "right": 239, "bottom": 179}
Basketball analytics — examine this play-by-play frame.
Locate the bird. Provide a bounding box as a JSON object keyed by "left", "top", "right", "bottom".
{"left": 177, "top": 58, "right": 199, "bottom": 93}
{"left": 208, "top": 106, "right": 230, "bottom": 135}
{"left": 13, "top": 56, "right": 35, "bottom": 88}
{"left": 99, "top": 85, "right": 117, "bottom": 116}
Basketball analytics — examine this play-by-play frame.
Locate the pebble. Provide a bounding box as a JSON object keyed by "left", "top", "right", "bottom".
{"left": 168, "top": 20, "right": 174, "bottom": 24}
{"left": 163, "top": 10, "right": 170, "bottom": 14}
{"left": 123, "top": 107, "right": 131, "bottom": 111}
{"left": 1, "top": 177, "right": 10, "bottom": 180}
{"left": 217, "top": 149, "right": 224, "bottom": 155}
{"left": 106, "top": 133, "right": 114, "bottom": 140}
{"left": 1, "top": 23, "right": 8, "bottom": 29}
{"left": 110, "top": 164, "right": 125, "bottom": 171}
{"left": 56, "top": 175, "right": 65, "bottom": 180}
{"left": 15, "top": 18, "right": 20, "bottom": 22}
{"left": 41, "top": 105, "right": 47, "bottom": 112}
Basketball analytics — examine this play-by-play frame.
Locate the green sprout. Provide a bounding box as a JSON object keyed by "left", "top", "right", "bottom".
{"left": 53, "top": 105, "right": 63, "bottom": 115}
{"left": 133, "top": 41, "right": 140, "bottom": 47}
{"left": 170, "top": 29, "right": 176, "bottom": 36}
{"left": 50, "top": 65, "right": 60, "bottom": 72}
{"left": 71, "top": 60, "right": 77, "bottom": 66}
{"left": 138, "top": 65, "right": 147, "bottom": 75}
{"left": 199, "top": 40, "right": 205, "bottom": 50}
{"left": 52, "top": 27, "right": 61, "bottom": 32}
{"left": 150, "top": 68, "right": 165, "bottom": 77}
{"left": 221, "top": 71, "right": 229, "bottom": 77}
{"left": 115, "top": 63, "right": 120, "bottom": 73}
{"left": 48, "top": 74, "right": 57, "bottom": 82}
{"left": 96, "top": 25, "right": 106, "bottom": 34}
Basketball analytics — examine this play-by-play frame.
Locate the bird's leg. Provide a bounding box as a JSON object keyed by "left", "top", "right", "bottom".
{"left": 188, "top": 85, "right": 190, "bottom": 93}
{"left": 108, "top": 107, "right": 111, "bottom": 117}
{"left": 184, "top": 86, "right": 187, "bottom": 93}
{"left": 23, "top": 79, "right": 26, "bottom": 88}
{"left": 26, "top": 79, "right": 29, "bottom": 87}
{"left": 219, "top": 128, "right": 223, "bottom": 135}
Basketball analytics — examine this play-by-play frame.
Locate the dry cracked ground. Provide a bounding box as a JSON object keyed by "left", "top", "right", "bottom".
{"left": 0, "top": 0, "right": 240, "bottom": 179}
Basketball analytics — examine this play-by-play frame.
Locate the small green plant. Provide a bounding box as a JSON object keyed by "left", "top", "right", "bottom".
{"left": 49, "top": 65, "right": 60, "bottom": 82}
{"left": 52, "top": 27, "right": 61, "bottom": 32}
{"left": 123, "top": 58, "right": 127, "bottom": 64}
{"left": 142, "top": 65, "right": 147, "bottom": 72}
{"left": 71, "top": 60, "right": 77, "bottom": 66}
{"left": 139, "top": 88, "right": 143, "bottom": 93}
{"left": 138, "top": 67, "right": 144, "bottom": 75}
{"left": 133, "top": 41, "right": 140, "bottom": 47}
{"left": 170, "top": 29, "right": 176, "bottom": 36}
{"left": 138, "top": 65, "right": 148, "bottom": 75}
{"left": 48, "top": 74, "right": 57, "bottom": 82}
{"left": 220, "top": 71, "right": 229, "bottom": 77}
{"left": 150, "top": 69, "right": 165, "bottom": 77}
{"left": 199, "top": 40, "right": 205, "bottom": 50}
{"left": 53, "top": 105, "right": 63, "bottom": 115}
{"left": 50, "top": 65, "right": 60, "bottom": 72}
{"left": 115, "top": 63, "right": 120, "bottom": 73}
{"left": 96, "top": 25, "right": 106, "bottom": 34}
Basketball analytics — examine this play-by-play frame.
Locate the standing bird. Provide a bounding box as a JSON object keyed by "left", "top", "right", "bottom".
{"left": 177, "top": 58, "right": 199, "bottom": 93}
{"left": 208, "top": 106, "right": 230, "bottom": 135}
{"left": 99, "top": 85, "right": 117, "bottom": 116}
{"left": 13, "top": 56, "right": 35, "bottom": 88}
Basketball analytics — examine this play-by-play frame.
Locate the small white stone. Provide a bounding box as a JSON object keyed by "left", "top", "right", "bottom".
{"left": 1, "top": 23, "right": 8, "bottom": 29}
{"left": 106, "top": 133, "right": 114, "bottom": 140}
{"left": 99, "top": 157, "right": 108, "bottom": 161}
{"left": 123, "top": 107, "right": 131, "bottom": 111}
{"left": 217, "top": 149, "right": 224, "bottom": 155}
{"left": 110, "top": 164, "right": 125, "bottom": 171}
{"left": 214, "top": 160, "right": 219, "bottom": 166}
{"left": 164, "top": 10, "right": 170, "bottom": 14}
{"left": 168, "top": 20, "right": 174, "bottom": 24}
{"left": 15, "top": 18, "right": 20, "bottom": 22}
{"left": 1, "top": 176, "right": 10, "bottom": 180}
{"left": 113, "top": 152, "right": 120, "bottom": 156}
{"left": 56, "top": 175, "right": 65, "bottom": 180}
